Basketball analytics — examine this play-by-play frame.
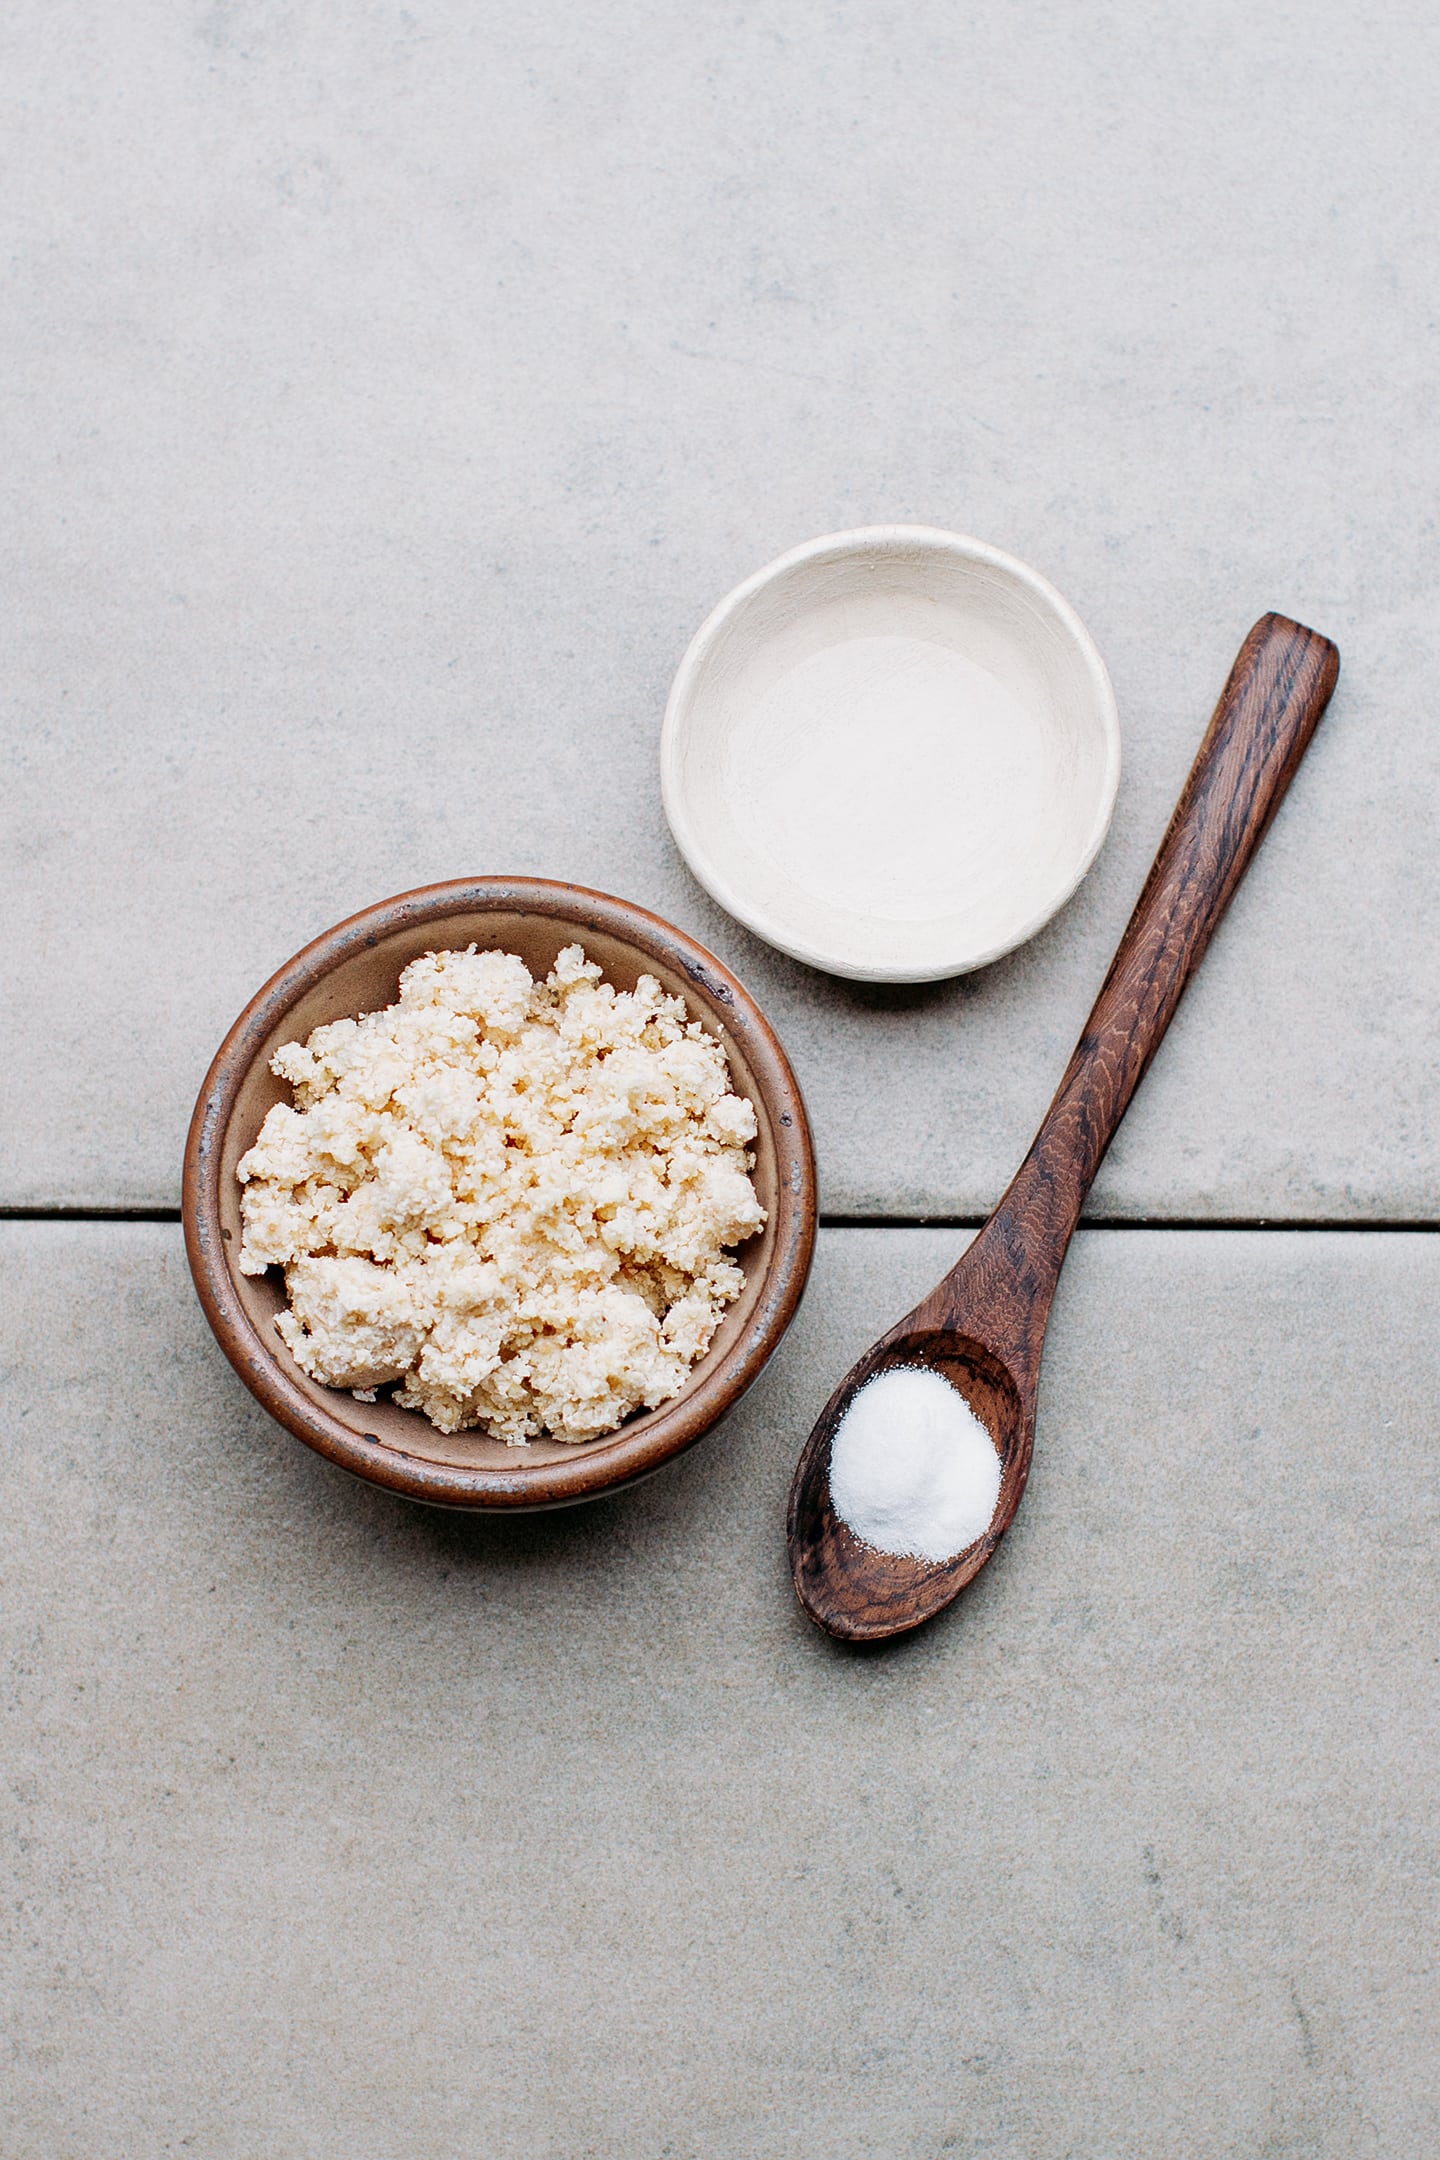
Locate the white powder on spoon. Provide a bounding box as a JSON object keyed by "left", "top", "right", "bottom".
{"left": 828, "top": 1366, "right": 1003, "bottom": 1563}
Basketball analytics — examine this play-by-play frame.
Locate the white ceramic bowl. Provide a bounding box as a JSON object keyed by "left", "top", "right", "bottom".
{"left": 661, "top": 526, "right": 1120, "bottom": 982}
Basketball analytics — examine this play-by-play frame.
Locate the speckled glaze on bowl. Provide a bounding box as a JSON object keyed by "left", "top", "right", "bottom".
{"left": 184, "top": 878, "right": 816, "bottom": 1510}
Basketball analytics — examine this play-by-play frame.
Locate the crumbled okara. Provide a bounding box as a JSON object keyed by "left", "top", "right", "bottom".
{"left": 237, "top": 945, "right": 765, "bottom": 1443}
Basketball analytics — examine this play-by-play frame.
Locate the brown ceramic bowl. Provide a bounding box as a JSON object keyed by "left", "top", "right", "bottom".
{"left": 184, "top": 878, "right": 816, "bottom": 1509}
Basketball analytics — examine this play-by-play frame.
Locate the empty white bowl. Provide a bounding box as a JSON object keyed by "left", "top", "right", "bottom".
{"left": 661, "top": 526, "right": 1120, "bottom": 982}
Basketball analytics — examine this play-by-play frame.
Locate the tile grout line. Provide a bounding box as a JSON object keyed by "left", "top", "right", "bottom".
{"left": 1, "top": 1208, "right": 1438, "bottom": 1234}
{"left": 0, "top": 1208, "right": 185, "bottom": 1222}
{"left": 822, "top": 1215, "right": 1440, "bottom": 1232}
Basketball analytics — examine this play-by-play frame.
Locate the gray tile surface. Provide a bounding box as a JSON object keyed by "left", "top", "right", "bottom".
{"left": 3, "top": 1221, "right": 1436, "bottom": 2156}
{"left": 4, "top": 2, "right": 1439, "bottom": 1216}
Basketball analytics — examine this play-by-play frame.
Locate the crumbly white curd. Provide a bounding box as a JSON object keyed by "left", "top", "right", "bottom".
{"left": 236, "top": 944, "right": 765, "bottom": 1444}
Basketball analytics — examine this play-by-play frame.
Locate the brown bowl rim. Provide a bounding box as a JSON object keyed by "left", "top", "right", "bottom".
{"left": 183, "top": 877, "right": 816, "bottom": 1509}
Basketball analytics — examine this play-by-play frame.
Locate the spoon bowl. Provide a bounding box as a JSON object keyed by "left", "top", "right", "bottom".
{"left": 788, "top": 615, "right": 1341, "bottom": 1640}
{"left": 789, "top": 1323, "right": 1029, "bottom": 1639}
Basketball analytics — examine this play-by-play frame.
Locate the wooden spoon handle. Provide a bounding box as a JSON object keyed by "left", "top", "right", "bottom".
{"left": 956, "top": 614, "right": 1339, "bottom": 1368}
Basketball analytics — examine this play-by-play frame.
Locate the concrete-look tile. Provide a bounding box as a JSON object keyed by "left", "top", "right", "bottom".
{"left": 2, "top": 2, "right": 1438, "bottom": 1216}
{"left": 2, "top": 1221, "right": 1436, "bottom": 2157}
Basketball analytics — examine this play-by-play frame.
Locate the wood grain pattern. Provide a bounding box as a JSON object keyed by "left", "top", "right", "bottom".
{"left": 788, "top": 614, "right": 1341, "bottom": 1640}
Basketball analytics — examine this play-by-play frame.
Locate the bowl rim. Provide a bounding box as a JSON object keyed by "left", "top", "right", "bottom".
{"left": 183, "top": 876, "right": 817, "bottom": 1509}
{"left": 660, "top": 522, "right": 1122, "bottom": 983}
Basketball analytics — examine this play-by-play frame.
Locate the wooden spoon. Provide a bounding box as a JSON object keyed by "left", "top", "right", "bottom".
{"left": 787, "top": 614, "right": 1340, "bottom": 1641}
